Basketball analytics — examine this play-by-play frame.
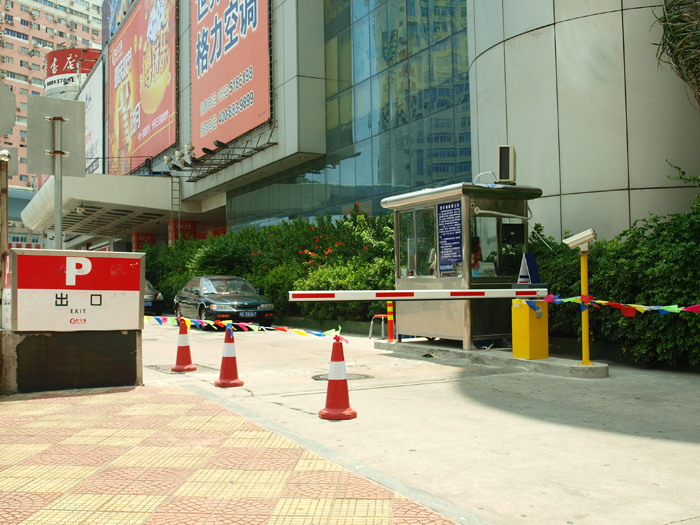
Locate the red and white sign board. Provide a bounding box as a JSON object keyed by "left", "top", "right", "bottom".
{"left": 6, "top": 249, "right": 145, "bottom": 332}
{"left": 2, "top": 255, "right": 11, "bottom": 329}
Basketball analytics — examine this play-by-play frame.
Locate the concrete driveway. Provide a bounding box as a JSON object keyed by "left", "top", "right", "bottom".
{"left": 142, "top": 320, "right": 700, "bottom": 525}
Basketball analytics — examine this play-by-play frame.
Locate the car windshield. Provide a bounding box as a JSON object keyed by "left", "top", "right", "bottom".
{"left": 205, "top": 278, "right": 257, "bottom": 295}
{"left": 145, "top": 280, "right": 156, "bottom": 292}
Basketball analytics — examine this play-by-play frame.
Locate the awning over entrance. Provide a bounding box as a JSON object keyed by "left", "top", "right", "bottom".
{"left": 20, "top": 173, "right": 226, "bottom": 247}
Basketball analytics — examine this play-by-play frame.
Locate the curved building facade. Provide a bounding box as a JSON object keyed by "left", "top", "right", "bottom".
{"left": 468, "top": 1, "right": 700, "bottom": 240}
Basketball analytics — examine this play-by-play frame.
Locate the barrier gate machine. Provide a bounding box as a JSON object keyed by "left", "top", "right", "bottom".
{"left": 380, "top": 182, "right": 543, "bottom": 349}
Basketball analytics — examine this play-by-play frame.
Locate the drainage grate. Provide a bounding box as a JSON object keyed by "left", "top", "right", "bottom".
{"left": 145, "top": 364, "right": 220, "bottom": 375}
{"left": 311, "top": 374, "right": 373, "bottom": 381}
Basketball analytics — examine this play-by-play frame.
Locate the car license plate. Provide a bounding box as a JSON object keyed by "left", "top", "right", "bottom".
{"left": 240, "top": 311, "right": 257, "bottom": 318}
{"left": 145, "top": 301, "right": 152, "bottom": 306}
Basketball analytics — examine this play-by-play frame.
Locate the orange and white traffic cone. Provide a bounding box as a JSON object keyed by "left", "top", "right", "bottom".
{"left": 215, "top": 326, "right": 244, "bottom": 387}
{"left": 171, "top": 319, "right": 197, "bottom": 372}
{"left": 319, "top": 336, "right": 357, "bottom": 420}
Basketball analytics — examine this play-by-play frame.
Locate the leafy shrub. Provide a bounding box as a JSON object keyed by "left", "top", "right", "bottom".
{"left": 529, "top": 163, "right": 700, "bottom": 366}
{"left": 294, "top": 256, "right": 395, "bottom": 321}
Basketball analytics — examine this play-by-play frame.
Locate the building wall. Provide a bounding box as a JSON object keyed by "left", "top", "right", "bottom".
{"left": 225, "top": 0, "right": 472, "bottom": 229}
{"left": 0, "top": 0, "right": 101, "bottom": 187}
{"left": 468, "top": 0, "right": 700, "bottom": 241}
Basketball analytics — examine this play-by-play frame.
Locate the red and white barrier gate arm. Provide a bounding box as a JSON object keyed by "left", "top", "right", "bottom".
{"left": 289, "top": 288, "right": 548, "bottom": 302}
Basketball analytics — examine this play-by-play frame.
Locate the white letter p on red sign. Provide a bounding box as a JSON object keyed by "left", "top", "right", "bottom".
{"left": 66, "top": 257, "right": 92, "bottom": 286}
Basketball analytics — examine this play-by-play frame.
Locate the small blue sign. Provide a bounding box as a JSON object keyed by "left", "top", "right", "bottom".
{"left": 438, "top": 201, "right": 462, "bottom": 272}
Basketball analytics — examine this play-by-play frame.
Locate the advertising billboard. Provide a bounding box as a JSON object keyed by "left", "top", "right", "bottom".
{"left": 80, "top": 62, "right": 104, "bottom": 174}
{"left": 107, "top": 0, "right": 176, "bottom": 175}
{"left": 191, "top": 0, "right": 270, "bottom": 157}
{"left": 8, "top": 250, "right": 144, "bottom": 332}
{"left": 44, "top": 48, "right": 101, "bottom": 98}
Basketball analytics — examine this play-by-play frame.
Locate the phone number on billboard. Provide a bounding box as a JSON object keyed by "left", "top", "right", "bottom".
{"left": 218, "top": 90, "right": 254, "bottom": 124}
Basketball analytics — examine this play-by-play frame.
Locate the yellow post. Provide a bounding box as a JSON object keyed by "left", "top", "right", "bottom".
{"left": 580, "top": 252, "right": 592, "bottom": 366}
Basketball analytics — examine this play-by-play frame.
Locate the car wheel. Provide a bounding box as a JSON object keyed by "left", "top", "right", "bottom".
{"left": 260, "top": 321, "right": 273, "bottom": 328}
{"left": 174, "top": 304, "right": 182, "bottom": 318}
{"left": 198, "top": 305, "right": 206, "bottom": 321}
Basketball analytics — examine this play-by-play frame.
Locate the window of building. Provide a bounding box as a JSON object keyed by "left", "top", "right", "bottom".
{"left": 45, "top": 13, "right": 53, "bottom": 21}
{"left": 19, "top": 4, "right": 28, "bottom": 12}
{"left": 74, "top": 0, "right": 88, "bottom": 7}
{"left": 5, "top": 128, "right": 11, "bottom": 134}
{"left": 92, "top": 3, "right": 99, "bottom": 12}
{"left": 32, "top": 36, "right": 52, "bottom": 47}
{"left": 4, "top": 14, "right": 11, "bottom": 22}
{"left": 69, "top": 34, "right": 75, "bottom": 41}
{"left": 19, "top": 45, "right": 28, "bottom": 53}
{"left": 30, "top": 77, "right": 42, "bottom": 86}
{"left": 15, "top": 115, "right": 27, "bottom": 124}
{"left": 56, "top": 30, "right": 64, "bottom": 37}
{"left": 56, "top": 4, "right": 65, "bottom": 12}
{"left": 45, "top": 27, "right": 53, "bottom": 35}
{"left": 3, "top": 42, "right": 12, "bottom": 50}
{"left": 19, "top": 102, "right": 26, "bottom": 110}
{"left": 57, "top": 16, "right": 66, "bottom": 24}
{"left": 81, "top": 38, "right": 88, "bottom": 45}
{"left": 91, "top": 28, "right": 98, "bottom": 36}
{"left": 31, "top": 22, "right": 39, "bottom": 29}
{"left": 19, "top": 88, "right": 27, "bottom": 94}
{"left": 19, "top": 59, "right": 28, "bottom": 67}
{"left": 19, "top": 174, "right": 27, "bottom": 181}
{"left": 5, "top": 29, "right": 29, "bottom": 41}
{"left": 4, "top": 1, "right": 12, "bottom": 9}
{"left": 20, "top": 18, "right": 29, "bottom": 26}
{"left": 31, "top": 63, "right": 38, "bottom": 70}
{"left": 82, "top": 25, "right": 88, "bottom": 32}
{"left": 31, "top": 90, "right": 38, "bottom": 95}
{"left": 3, "top": 56, "right": 12, "bottom": 64}
{"left": 6, "top": 71, "right": 28, "bottom": 81}
{"left": 19, "top": 157, "right": 26, "bottom": 164}
{"left": 32, "top": 9, "right": 39, "bottom": 17}
{"left": 69, "top": 21, "right": 76, "bottom": 29}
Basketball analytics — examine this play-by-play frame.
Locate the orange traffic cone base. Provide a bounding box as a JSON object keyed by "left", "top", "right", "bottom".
{"left": 172, "top": 364, "right": 197, "bottom": 372}
{"left": 215, "top": 378, "right": 244, "bottom": 387}
{"left": 319, "top": 407, "right": 357, "bottom": 420}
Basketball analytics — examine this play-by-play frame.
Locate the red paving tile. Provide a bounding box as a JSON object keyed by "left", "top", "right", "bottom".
{"left": 55, "top": 404, "right": 131, "bottom": 415}
{"left": 122, "top": 468, "right": 196, "bottom": 496}
{"left": 0, "top": 492, "right": 61, "bottom": 524}
{"left": 70, "top": 468, "right": 147, "bottom": 494}
{"left": 392, "top": 500, "right": 457, "bottom": 524}
{"left": 338, "top": 472, "right": 394, "bottom": 499}
{"left": 281, "top": 471, "right": 342, "bottom": 498}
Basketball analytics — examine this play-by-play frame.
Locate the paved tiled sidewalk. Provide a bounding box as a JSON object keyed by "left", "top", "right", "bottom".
{"left": 0, "top": 386, "right": 456, "bottom": 524}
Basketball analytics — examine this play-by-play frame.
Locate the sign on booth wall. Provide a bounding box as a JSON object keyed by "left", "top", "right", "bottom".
{"left": 437, "top": 201, "right": 463, "bottom": 272}
{"left": 7, "top": 250, "right": 144, "bottom": 332}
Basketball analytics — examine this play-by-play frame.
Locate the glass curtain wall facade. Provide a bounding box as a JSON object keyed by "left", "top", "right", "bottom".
{"left": 226, "top": 0, "right": 470, "bottom": 230}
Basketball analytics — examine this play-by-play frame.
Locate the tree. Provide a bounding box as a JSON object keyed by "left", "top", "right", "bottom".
{"left": 656, "top": 0, "right": 700, "bottom": 108}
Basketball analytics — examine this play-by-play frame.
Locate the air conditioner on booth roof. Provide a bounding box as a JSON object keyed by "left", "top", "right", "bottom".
{"left": 497, "top": 145, "right": 516, "bottom": 185}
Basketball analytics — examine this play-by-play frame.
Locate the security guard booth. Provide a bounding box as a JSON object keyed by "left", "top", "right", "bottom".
{"left": 380, "top": 182, "right": 543, "bottom": 350}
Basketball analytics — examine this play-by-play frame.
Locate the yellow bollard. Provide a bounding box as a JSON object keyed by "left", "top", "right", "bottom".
{"left": 512, "top": 300, "right": 549, "bottom": 359}
{"left": 580, "top": 252, "right": 592, "bottom": 366}
{"left": 387, "top": 301, "right": 395, "bottom": 343}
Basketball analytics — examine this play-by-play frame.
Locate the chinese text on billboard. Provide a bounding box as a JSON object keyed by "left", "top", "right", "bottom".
{"left": 108, "top": 0, "right": 176, "bottom": 175}
{"left": 191, "top": 0, "right": 270, "bottom": 156}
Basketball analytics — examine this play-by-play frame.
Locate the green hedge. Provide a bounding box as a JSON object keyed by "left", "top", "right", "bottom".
{"left": 530, "top": 164, "right": 700, "bottom": 366}
{"left": 140, "top": 204, "right": 395, "bottom": 322}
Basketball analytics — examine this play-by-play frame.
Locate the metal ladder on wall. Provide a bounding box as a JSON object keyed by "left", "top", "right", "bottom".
{"left": 170, "top": 176, "right": 181, "bottom": 245}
